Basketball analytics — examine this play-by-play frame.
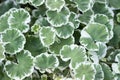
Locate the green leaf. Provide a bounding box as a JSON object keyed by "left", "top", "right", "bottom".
{"left": 5, "top": 50, "right": 34, "bottom": 80}
{"left": 39, "top": 27, "right": 56, "bottom": 47}
{"left": 92, "top": 2, "right": 114, "bottom": 18}
{"left": 34, "top": 53, "right": 59, "bottom": 73}
{"left": 78, "top": 9, "right": 94, "bottom": 25}
{"left": 101, "top": 63, "right": 114, "bottom": 80}
{"left": 83, "top": 23, "right": 109, "bottom": 42}
{"left": 60, "top": 44, "right": 87, "bottom": 68}
{"left": 49, "top": 36, "right": 74, "bottom": 54}
{"left": 94, "top": 64, "right": 104, "bottom": 80}
{"left": 24, "top": 35, "right": 47, "bottom": 57}
{"left": 117, "top": 13, "right": 120, "bottom": 23}
{"left": 74, "top": 0, "right": 92, "bottom": 12}
{"left": 46, "top": 7, "right": 70, "bottom": 27}
{"left": 8, "top": 8, "right": 30, "bottom": 33}
{"left": 1, "top": 28, "right": 26, "bottom": 54}
{"left": 80, "top": 31, "right": 98, "bottom": 51}
{"left": 75, "top": 62, "right": 96, "bottom": 80}
{"left": 109, "top": 0, "right": 120, "bottom": 9}
{"left": 0, "top": 43, "right": 5, "bottom": 61}
{"left": 45, "top": 0, "right": 65, "bottom": 11}
{"left": 95, "top": 0, "right": 106, "bottom": 3}
{"left": 54, "top": 23, "right": 74, "bottom": 39}
{"left": 30, "top": 0, "right": 45, "bottom": 7}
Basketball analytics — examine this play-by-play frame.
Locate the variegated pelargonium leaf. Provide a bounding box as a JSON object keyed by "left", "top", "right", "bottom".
{"left": 60, "top": 44, "right": 87, "bottom": 68}
{"left": 94, "top": 14, "right": 114, "bottom": 39}
{"left": 75, "top": 62, "right": 96, "bottom": 80}
{"left": 34, "top": 53, "right": 59, "bottom": 73}
{"left": 54, "top": 23, "right": 74, "bottom": 39}
{"left": 92, "top": 2, "right": 114, "bottom": 18}
{"left": 1, "top": 28, "right": 26, "bottom": 54}
{"left": 49, "top": 36, "right": 74, "bottom": 55}
{"left": 94, "top": 64, "right": 104, "bottom": 80}
{"left": 8, "top": 9, "right": 30, "bottom": 33}
{"left": 95, "top": 0, "right": 106, "bottom": 3}
{"left": 109, "top": 0, "right": 120, "bottom": 9}
{"left": 101, "top": 63, "right": 114, "bottom": 80}
{"left": 46, "top": 7, "right": 70, "bottom": 27}
{"left": 30, "top": 0, "right": 45, "bottom": 7}
{"left": 117, "top": 13, "right": 120, "bottom": 23}
{"left": 39, "top": 27, "right": 56, "bottom": 47}
{"left": 5, "top": 50, "right": 34, "bottom": 80}
{"left": 45, "top": 0, "right": 65, "bottom": 11}
{"left": 0, "top": 43, "right": 5, "bottom": 61}
{"left": 73, "top": 0, "right": 92, "bottom": 12}
{"left": 78, "top": 9, "right": 94, "bottom": 25}
{"left": 80, "top": 23, "right": 109, "bottom": 51}
{"left": 112, "top": 54, "right": 120, "bottom": 74}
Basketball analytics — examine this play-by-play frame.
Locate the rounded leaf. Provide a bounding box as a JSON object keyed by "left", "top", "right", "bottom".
{"left": 46, "top": 7, "right": 70, "bottom": 27}
{"left": 60, "top": 44, "right": 87, "bottom": 68}
{"left": 54, "top": 23, "right": 74, "bottom": 39}
{"left": 109, "top": 0, "right": 120, "bottom": 9}
{"left": 5, "top": 50, "right": 34, "bottom": 80}
{"left": 75, "top": 62, "right": 96, "bottom": 80}
{"left": 34, "top": 53, "right": 59, "bottom": 73}
{"left": 45, "top": 0, "right": 65, "bottom": 11}
{"left": 1, "top": 28, "right": 26, "bottom": 54}
{"left": 39, "top": 27, "right": 56, "bottom": 47}
{"left": 8, "top": 9, "right": 30, "bottom": 33}
{"left": 117, "top": 13, "right": 120, "bottom": 23}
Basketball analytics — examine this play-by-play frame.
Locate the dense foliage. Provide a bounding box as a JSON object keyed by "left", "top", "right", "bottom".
{"left": 0, "top": 0, "right": 120, "bottom": 80}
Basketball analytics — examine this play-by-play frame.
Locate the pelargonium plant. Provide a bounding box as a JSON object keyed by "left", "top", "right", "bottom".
{"left": 0, "top": 0, "right": 120, "bottom": 80}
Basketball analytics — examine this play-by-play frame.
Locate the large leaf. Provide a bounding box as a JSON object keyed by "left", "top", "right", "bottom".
{"left": 5, "top": 50, "right": 34, "bottom": 80}
{"left": 75, "top": 62, "right": 96, "bottom": 80}
{"left": 46, "top": 7, "right": 70, "bottom": 27}
{"left": 34, "top": 53, "right": 59, "bottom": 73}
{"left": 60, "top": 44, "right": 87, "bottom": 68}
{"left": 54, "top": 23, "right": 74, "bottom": 39}
{"left": 1, "top": 28, "right": 26, "bottom": 54}
{"left": 49, "top": 36, "right": 74, "bottom": 55}
{"left": 8, "top": 8, "right": 30, "bottom": 33}
{"left": 39, "top": 27, "right": 56, "bottom": 47}
{"left": 73, "top": 0, "right": 92, "bottom": 12}
{"left": 45, "top": 0, "right": 65, "bottom": 11}
{"left": 30, "top": 0, "right": 45, "bottom": 7}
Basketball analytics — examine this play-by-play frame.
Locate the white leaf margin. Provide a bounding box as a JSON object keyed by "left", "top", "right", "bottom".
{"left": 39, "top": 27, "right": 56, "bottom": 47}
{"left": 46, "top": 7, "right": 70, "bottom": 27}
{"left": 4, "top": 50, "right": 34, "bottom": 80}
{"left": 34, "top": 52, "right": 59, "bottom": 73}
{"left": 8, "top": 8, "right": 31, "bottom": 33}
{"left": 45, "top": 0, "right": 65, "bottom": 12}
{"left": 1, "top": 28, "right": 26, "bottom": 55}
